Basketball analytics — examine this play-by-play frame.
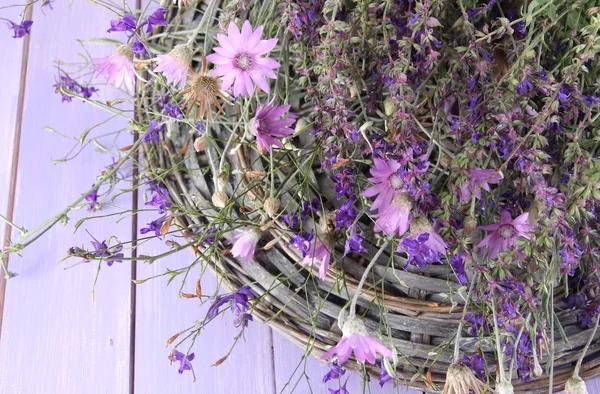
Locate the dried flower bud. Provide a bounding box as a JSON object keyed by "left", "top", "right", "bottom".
{"left": 383, "top": 96, "right": 398, "bottom": 117}
{"left": 495, "top": 378, "right": 514, "bottom": 394}
{"left": 193, "top": 136, "right": 208, "bottom": 152}
{"left": 319, "top": 211, "right": 337, "bottom": 234}
{"left": 442, "top": 363, "right": 488, "bottom": 394}
{"left": 295, "top": 117, "right": 311, "bottom": 134}
{"left": 215, "top": 171, "right": 228, "bottom": 192}
{"left": 263, "top": 197, "right": 280, "bottom": 218}
{"left": 565, "top": 375, "right": 588, "bottom": 394}
{"left": 349, "top": 85, "right": 358, "bottom": 98}
{"left": 463, "top": 216, "right": 477, "bottom": 235}
{"left": 212, "top": 191, "right": 228, "bottom": 208}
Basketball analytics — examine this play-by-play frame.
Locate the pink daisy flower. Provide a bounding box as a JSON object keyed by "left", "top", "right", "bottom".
{"left": 93, "top": 45, "right": 137, "bottom": 94}
{"left": 206, "top": 20, "right": 280, "bottom": 97}
{"left": 362, "top": 158, "right": 403, "bottom": 211}
{"left": 300, "top": 239, "right": 331, "bottom": 280}
{"left": 408, "top": 216, "right": 447, "bottom": 256}
{"left": 477, "top": 211, "right": 533, "bottom": 259}
{"left": 321, "top": 318, "right": 394, "bottom": 365}
{"left": 374, "top": 193, "right": 413, "bottom": 236}
{"left": 253, "top": 98, "right": 296, "bottom": 153}
{"left": 153, "top": 44, "right": 192, "bottom": 89}
{"left": 459, "top": 168, "right": 502, "bottom": 204}
{"left": 231, "top": 227, "right": 261, "bottom": 263}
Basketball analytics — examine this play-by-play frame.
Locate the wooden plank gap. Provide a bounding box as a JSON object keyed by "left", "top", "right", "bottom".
{"left": 0, "top": 4, "right": 34, "bottom": 339}
{"left": 268, "top": 327, "right": 278, "bottom": 394}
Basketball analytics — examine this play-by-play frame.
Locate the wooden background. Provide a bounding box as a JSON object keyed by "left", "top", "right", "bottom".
{"left": 0, "top": 1, "right": 596, "bottom": 393}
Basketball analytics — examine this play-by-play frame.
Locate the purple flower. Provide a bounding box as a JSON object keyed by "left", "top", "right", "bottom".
{"left": 321, "top": 318, "right": 394, "bottom": 365}
{"left": 477, "top": 211, "right": 533, "bottom": 259}
{"left": 379, "top": 360, "right": 398, "bottom": 387}
{"left": 300, "top": 238, "right": 332, "bottom": 279}
{"left": 290, "top": 231, "right": 313, "bottom": 257}
{"left": 328, "top": 379, "right": 349, "bottom": 394}
{"left": 362, "top": 158, "right": 403, "bottom": 212}
{"left": 132, "top": 40, "right": 148, "bottom": 57}
{"left": 450, "top": 253, "right": 468, "bottom": 284}
{"left": 374, "top": 193, "right": 413, "bottom": 236}
{"left": 143, "top": 120, "right": 165, "bottom": 142}
{"left": 154, "top": 45, "right": 193, "bottom": 89}
{"left": 88, "top": 239, "right": 124, "bottom": 266}
{"left": 253, "top": 98, "right": 296, "bottom": 153}
{"left": 85, "top": 184, "right": 99, "bottom": 210}
{"left": 462, "top": 354, "right": 486, "bottom": 380}
{"left": 164, "top": 103, "right": 182, "bottom": 119}
{"left": 107, "top": 14, "right": 136, "bottom": 33}
{"left": 301, "top": 197, "right": 321, "bottom": 219}
{"left": 170, "top": 350, "right": 195, "bottom": 374}
{"left": 517, "top": 79, "right": 534, "bottom": 95}
{"left": 140, "top": 216, "right": 167, "bottom": 238}
{"left": 54, "top": 72, "right": 98, "bottom": 102}
{"left": 459, "top": 168, "right": 502, "bottom": 204}
{"left": 206, "top": 20, "right": 280, "bottom": 97}
{"left": 42, "top": 0, "right": 54, "bottom": 9}
{"left": 145, "top": 7, "right": 168, "bottom": 33}
{"left": 206, "top": 286, "right": 254, "bottom": 327}
{"left": 4, "top": 19, "right": 33, "bottom": 38}
{"left": 583, "top": 95, "right": 600, "bottom": 107}
{"left": 80, "top": 85, "right": 99, "bottom": 99}
{"left": 93, "top": 45, "right": 137, "bottom": 94}
{"left": 145, "top": 183, "right": 171, "bottom": 214}
{"left": 336, "top": 198, "right": 356, "bottom": 230}
{"left": 323, "top": 361, "right": 346, "bottom": 383}
{"left": 231, "top": 227, "right": 261, "bottom": 263}
{"left": 344, "top": 226, "right": 368, "bottom": 256}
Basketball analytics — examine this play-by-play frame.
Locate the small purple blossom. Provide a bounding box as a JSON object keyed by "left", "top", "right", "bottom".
{"left": 170, "top": 350, "right": 195, "bottom": 374}
{"left": 206, "top": 286, "right": 254, "bottom": 327}
{"left": 459, "top": 168, "right": 502, "bottom": 204}
{"left": 336, "top": 198, "right": 356, "bottom": 230}
{"left": 323, "top": 361, "right": 346, "bottom": 383}
{"left": 107, "top": 14, "right": 136, "bottom": 33}
{"left": 328, "top": 379, "right": 349, "bottom": 394}
{"left": 253, "top": 98, "right": 296, "bottom": 153}
{"left": 344, "top": 226, "right": 368, "bottom": 256}
{"left": 4, "top": 19, "right": 33, "bottom": 38}
{"left": 132, "top": 40, "right": 148, "bottom": 57}
{"left": 300, "top": 238, "right": 332, "bottom": 279}
{"left": 290, "top": 231, "right": 313, "bottom": 257}
{"left": 145, "top": 182, "right": 171, "bottom": 214}
{"left": 450, "top": 253, "right": 468, "bottom": 284}
{"left": 462, "top": 354, "right": 486, "bottom": 380}
{"left": 517, "top": 79, "right": 534, "bottom": 96}
{"left": 583, "top": 95, "right": 600, "bottom": 107}
{"left": 140, "top": 216, "right": 167, "bottom": 238}
{"left": 145, "top": 7, "right": 168, "bottom": 33}
{"left": 87, "top": 239, "right": 124, "bottom": 266}
{"left": 85, "top": 184, "right": 99, "bottom": 210}
{"left": 143, "top": 120, "right": 165, "bottom": 143}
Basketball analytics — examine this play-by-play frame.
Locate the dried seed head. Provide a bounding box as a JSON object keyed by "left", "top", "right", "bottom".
{"left": 565, "top": 375, "right": 588, "bottom": 394}
{"left": 442, "top": 363, "right": 488, "bottom": 394}
{"left": 212, "top": 192, "right": 228, "bottom": 208}
{"left": 193, "top": 136, "right": 208, "bottom": 152}
{"left": 181, "top": 56, "right": 231, "bottom": 121}
{"left": 170, "top": 44, "right": 193, "bottom": 65}
{"left": 410, "top": 216, "right": 433, "bottom": 235}
{"left": 384, "top": 96, "right": 398, "bottom": 117}
{"left": 115, "top": 44, "right": 134, "bottom": 59}
{"left": 319, "top": 211, "right": 337, "bottom": 234}
{"left": 496, "top": 378, "right": 514, "bottom": 394}
{"left": 463, "top": 215, "right": 478, "bottom": 235}
{"left": 263, "top": 197, "right": 280, "bottom": 218}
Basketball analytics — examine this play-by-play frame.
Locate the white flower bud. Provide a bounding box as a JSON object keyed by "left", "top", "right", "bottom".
{"left": 263, "top": 197, "right": 280, "bottom": 218}
{"left": 212, "top": 192, "right": 228, "bottom": 208}
{"left": 193, "top": 136, "right": 208, "bottom": 152}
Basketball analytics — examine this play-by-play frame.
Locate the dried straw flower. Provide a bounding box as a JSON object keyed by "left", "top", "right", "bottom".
{"left": 495, "top": 377, "right": 514, "bottom": 394}
{"left": 442, "top": 363, "right": 488, "bottom": 394}
{"left": 263, "top": 197, "right": 279, "bottom": 218}
{"left": 565, "top": 374, "right": 588, "bottom": 394}
{"left": 181, "top": 56, "right": 231, "bottom": 121}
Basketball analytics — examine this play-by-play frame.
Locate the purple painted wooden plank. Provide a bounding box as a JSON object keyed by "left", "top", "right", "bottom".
{"left": 134, "top": 206, "right": 276, "bottom": 393}
{"left": 0, "top": 7, "right": 26, "bottom": 260}
{"left": 272, "top": 330, "right": 423, "bottom": 394}
{"left": 0, "top": 2, "right": 133, "bottom": 393}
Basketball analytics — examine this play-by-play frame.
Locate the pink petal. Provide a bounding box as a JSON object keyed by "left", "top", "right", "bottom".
{"left": 247, "top": 25, "right": 264, "bottom": 50}
{"left": 252, "top": 38, "right": 278, "bottom": 55}
{"left": 243, "top": 73, "right": 254, "bottom": 95}
{"left": 233, "top": 74, "right": 245, "bottom": 97}
{"left": 216, "top": 33, "right": 236, "bottom": 54}
{"left": 249, "top": 70, "right": 270, "bottom": 93}
{"left": 220, "top": 70, "right": 238, "bottom": 91}
{"left": 477, "top": 224, "right": 501, "bottom": 231}
{"left": 241, "top": 20, "right": 253, "bottom": 43}
{"left": 512, "top": 213, "right": 529, "bottom": 225}
{"left": 500, "top": 210, "right": 512, "bottom": 224}
{"left": 227, "top": 22, "right": 242, "bottom": 49}
{"left": 477, "top": 233, "right": 495, "bottom": 248}
{"left": 206, "top": 53, "right": 232, "bottom": 65}
{"left": 256, "top": 57, "right": 281, "bottom": 70}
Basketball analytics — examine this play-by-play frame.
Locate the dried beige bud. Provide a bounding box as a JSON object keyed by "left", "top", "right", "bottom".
{"left": 212, "top": 192, "right": 228, "bottom": 208}
{"left": 319, "top": 211, "right": 337, "bottom": 234}
{"left": 383, "top": 96, "right": 398, "bottom": 117}
{"left": 565, "top": 375, "right": 588, "bottom": 394}
{"left": 463, "top": 216, "right": 477, "bottom": 235}
{"left": 263, "top": 197, "right": 280, "bottom": 218}
{"left": 193, "top": 136, "right": 208, "bottom": 152}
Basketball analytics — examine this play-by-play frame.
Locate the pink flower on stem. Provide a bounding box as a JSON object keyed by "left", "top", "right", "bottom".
{"left": 253, "top": 98, "right": 296, "bottom": 153}
{"left": 362, "top": 158, "right": 403, "bottom": 212}
{"left": 206, "top": 20, "right": 280, "bottom": 97}
{"left": 231, "top": 227, "right": 261, "bottom": 263}
{"left": 477, "top": 211, "right": 533, "bottom": 259}
{"left": 93, "top": 45, "right": 137, "bottom": 93}
{"left": 300, "top": 239, "right": 331, "bottom": 280}
{"left": 459, "top": 168, "right": 502, "bottom": 204}
{"left": 374, "top": 193, "right": 413, "bottom": 236}
{"left": 321, "top": 318, "right": 394, "bottom": 365}
{"left": 153, "top": 44, "right": 192, "bottom": 89}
